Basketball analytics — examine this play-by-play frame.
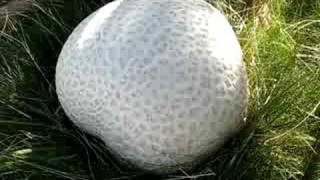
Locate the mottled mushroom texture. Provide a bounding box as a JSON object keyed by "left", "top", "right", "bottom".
{"left": 55, "top": 0, "right": 248, "bottom": 174}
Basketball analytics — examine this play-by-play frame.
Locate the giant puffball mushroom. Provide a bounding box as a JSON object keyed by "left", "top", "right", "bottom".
{"left": 55, "top": 0, "right": 248, "bottom": 174}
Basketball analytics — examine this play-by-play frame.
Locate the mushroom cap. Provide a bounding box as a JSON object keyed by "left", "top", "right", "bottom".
{"left": 56, "top": 0, "right": 248, "bottom": 174}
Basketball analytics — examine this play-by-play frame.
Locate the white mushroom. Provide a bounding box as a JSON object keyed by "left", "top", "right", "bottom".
{"left": 55, "top": 0, "right": 248, "bottom": 174}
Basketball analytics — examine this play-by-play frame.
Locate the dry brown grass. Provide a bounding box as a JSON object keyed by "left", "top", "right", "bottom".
{"left": 0, "top": 0, "right": 34, "bottom": 15}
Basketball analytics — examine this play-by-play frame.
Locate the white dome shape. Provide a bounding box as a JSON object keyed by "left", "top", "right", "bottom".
{"left": 55, "top": 0, "right": 248, "bottom": 174}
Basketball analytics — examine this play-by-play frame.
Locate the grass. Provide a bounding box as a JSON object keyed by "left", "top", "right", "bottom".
{"left": 0, "top": 0, "right": 319, "bottom": 179}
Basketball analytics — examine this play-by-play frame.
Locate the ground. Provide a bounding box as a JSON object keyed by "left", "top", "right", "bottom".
{"left": 0, "top": 0, "right": 319, "bottom": 179}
